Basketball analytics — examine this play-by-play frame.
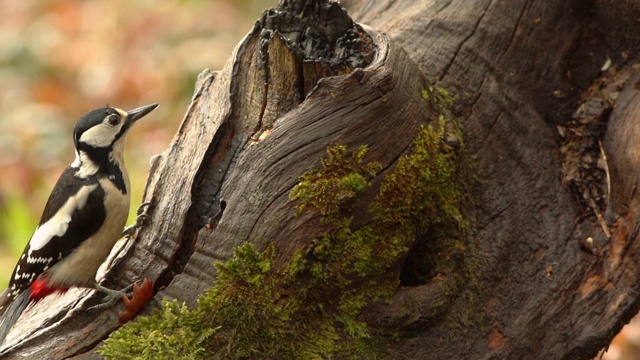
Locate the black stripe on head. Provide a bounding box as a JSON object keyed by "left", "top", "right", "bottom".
{"left": 73, "top": 107, "right": 120, "bottom": 149}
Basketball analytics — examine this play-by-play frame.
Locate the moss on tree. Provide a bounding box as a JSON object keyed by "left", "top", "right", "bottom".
{"left": 100, "top": 104, "right": 477, "bottom": 358}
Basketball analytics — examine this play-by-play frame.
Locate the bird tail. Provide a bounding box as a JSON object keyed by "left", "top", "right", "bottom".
{"left": 0, "top": 288, "right": 31, "bottom": 347}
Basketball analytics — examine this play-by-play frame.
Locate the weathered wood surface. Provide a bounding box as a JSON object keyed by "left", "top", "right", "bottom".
{"left": 3, "top": 0, "right": 640, "bottom": 359}
{"left": 341, "top": 0, "right": 640, "bottom": 359}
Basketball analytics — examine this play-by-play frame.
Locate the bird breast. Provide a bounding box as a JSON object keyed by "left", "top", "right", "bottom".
{"left": 46, "top": 178, "right": 130, "bottom": 288}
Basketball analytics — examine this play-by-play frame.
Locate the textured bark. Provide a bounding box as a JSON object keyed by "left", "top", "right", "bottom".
{"left": 2, "top": 0, "right": 640, "bottom": 359}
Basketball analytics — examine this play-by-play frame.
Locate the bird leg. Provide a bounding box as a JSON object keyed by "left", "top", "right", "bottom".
{"left": 122, "top": 202, "right": 152, "bottom": 238}
{"left": 88, "top": 283, "right": 134, "bottom": 311}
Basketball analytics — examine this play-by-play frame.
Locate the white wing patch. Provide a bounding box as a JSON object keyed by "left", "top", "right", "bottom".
{"left": 28, "top": 184, "right": 99, "bottom": 254}
{"left": 79, "top": 123, "right": 121, "bottom": 148}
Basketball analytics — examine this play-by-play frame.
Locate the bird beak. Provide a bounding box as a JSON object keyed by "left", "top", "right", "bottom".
{"left": 125, "top": 103, "right": 159, "bottom": 124}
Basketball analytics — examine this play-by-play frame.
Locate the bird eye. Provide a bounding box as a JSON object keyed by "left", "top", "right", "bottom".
{"left": 107, "top": 114, "right": 120, "bottom": 126}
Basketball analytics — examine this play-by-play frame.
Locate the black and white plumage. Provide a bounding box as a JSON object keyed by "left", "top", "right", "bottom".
{"left": 0, "top": 103, "right": 158, "bottom": 346}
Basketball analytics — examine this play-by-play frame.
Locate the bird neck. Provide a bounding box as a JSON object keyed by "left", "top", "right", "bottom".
{"left": 72, "top": 144, "right": 129, "bottom": 194}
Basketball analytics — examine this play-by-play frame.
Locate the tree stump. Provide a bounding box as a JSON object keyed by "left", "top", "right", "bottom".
{"left": 3, "top": 0, "right": 640, "bottom": 359}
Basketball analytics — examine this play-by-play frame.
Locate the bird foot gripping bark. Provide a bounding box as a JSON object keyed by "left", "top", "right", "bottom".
{"left": 122, "top": 202, "right": 152, "bottom": 238}
{"left": 88, "top": 283, "right": 134, "bottom": 311}
{"left": 88, "top": 279, "right": 154, "bottom": 324}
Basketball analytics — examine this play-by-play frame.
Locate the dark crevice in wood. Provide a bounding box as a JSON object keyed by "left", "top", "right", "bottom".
{"left": 500, "top": 1, "right": 529, "bottom": 64}
{"left": 156, "top": 123, "right": 241, "bottom": 291}
{"left": 437, "top": 0, "right": 492, "bottom": 82}
{"left": 190, "top": 123, "right": 238, "bottom": 230}
{"left": 477, "top": 110, "right": 504, "bottom": 148}
{"left": 295, "top": 58, "right": 306, "bottom": 102}
{"left": 256, "top": 27, "right": 271, "bottom": 133}
{"left": 399, "top": 240, "right": 433, "bottom": 287}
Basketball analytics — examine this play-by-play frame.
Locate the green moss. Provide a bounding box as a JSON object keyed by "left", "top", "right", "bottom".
{"left": 289, "top": 145, "right": 380, "bottom": 222}
{"left": 421, "top": 85, "right": 455, "bottom": 111}
{"left": 101, "top": 117, "right": 478, "bottom": 358}
{"left": 100, "top": 299, "right": 216, "bottom": 360}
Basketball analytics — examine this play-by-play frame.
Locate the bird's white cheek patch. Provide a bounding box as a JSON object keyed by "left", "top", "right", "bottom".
{"left": 79, "top": 123, "right": 120, "bottom": 148}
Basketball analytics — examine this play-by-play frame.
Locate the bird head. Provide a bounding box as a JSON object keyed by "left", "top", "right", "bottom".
{"left": 71, "top": 103, "right": 158, "bottom": 176}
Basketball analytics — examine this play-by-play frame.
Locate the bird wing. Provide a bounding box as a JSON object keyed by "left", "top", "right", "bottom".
{"left": 6, "top": 167, "right": 106, "bottom": 293}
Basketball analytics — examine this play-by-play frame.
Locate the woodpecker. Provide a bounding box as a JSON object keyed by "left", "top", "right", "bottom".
{"left": 0, "top": 103, "right": 158, "bottom": 346}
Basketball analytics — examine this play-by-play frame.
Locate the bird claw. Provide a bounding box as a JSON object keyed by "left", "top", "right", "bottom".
{"left": 136, "top": 202, "right": 152, "bottom": 217}
{"left": 88, "top": 283, "right": 134, "bottom": 311}
{"left": 122, "top": 202, "right": 152, "bottom": 238}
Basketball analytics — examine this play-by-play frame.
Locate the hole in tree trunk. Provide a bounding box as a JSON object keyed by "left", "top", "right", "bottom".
{"left": 399, "top": 237, "right": 436, "bottom": 287}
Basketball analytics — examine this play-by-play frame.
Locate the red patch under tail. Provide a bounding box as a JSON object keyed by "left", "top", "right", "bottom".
{"left": 29, "top": 279, "right": 68, "bottom": 303}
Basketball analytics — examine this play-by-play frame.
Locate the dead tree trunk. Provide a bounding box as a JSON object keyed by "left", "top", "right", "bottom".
{"left": 3, "top": 0, "right": 640, "bottom": 359}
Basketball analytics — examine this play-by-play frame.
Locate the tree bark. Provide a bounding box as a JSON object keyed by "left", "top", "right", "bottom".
{"left": 3, "top": 0, "right": 640, "bottom": 359}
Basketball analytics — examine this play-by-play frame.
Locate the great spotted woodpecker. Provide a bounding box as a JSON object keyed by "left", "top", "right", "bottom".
{"left": 0, "top": 103, "right": 158, "bottom": 346}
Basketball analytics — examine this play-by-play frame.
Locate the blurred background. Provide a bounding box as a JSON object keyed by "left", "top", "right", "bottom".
{"left": 0, "top": 0, "right": 276, "bottom": 287}
{"left": 0, "top": 1, "right": 637, "bottom": 359}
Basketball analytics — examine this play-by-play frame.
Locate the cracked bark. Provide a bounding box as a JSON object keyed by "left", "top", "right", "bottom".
{"left": 3, "top": 0, "right": 640, "bottom": 359}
